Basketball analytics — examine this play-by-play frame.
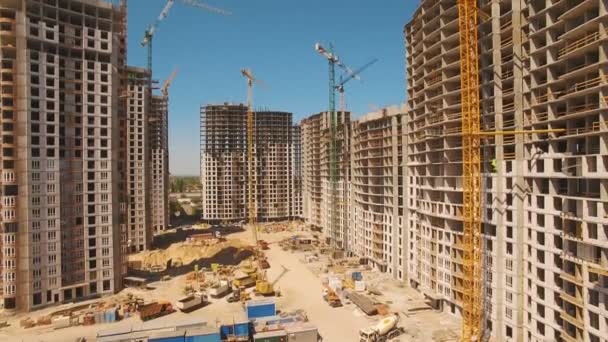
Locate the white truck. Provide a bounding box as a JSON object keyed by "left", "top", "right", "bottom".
{"left": 209, "top": 280, "right": 231, "bottom": 298}
{"left": 176, "top": 292, "right": 207, "bottom": 312}
{"left": 359, "top": 313, "right": 404, "bottom": 342}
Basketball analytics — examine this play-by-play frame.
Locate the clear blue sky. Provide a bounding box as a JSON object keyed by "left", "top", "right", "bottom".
{"left": 126, "top": 0, "right": 417, "bottom": 175}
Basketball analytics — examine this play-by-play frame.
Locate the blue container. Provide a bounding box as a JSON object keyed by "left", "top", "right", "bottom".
{"left": 246, "top": 299, "right": 276, "bottom": 320}
{"left": 234, "top": 322, "right": 249, "bottom": 337}
{"left": 220, "top": 321, "right": 250, "bottom": 339}
{"left": 185, "top": 327, "right": 221, "bottom": 342}
{"left": 148, "top": 330, "right": 186, "bottom": 342}
{"left": 352, "top": 271, "right": 363, "bottom": 281}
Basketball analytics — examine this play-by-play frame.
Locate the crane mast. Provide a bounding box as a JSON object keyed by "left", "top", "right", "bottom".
{"left": 457, "top": 0, "right": 482, "bottom": 340}
{"left": 315, "top": 43, "right": 341, "bottom": 249}
{"left": 241, "top": 68, "right": 258, "bottom": 245}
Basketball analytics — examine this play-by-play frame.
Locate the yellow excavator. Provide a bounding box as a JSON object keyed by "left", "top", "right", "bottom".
{"left": 255, "top": 265, "right": 289, "bottom": 296}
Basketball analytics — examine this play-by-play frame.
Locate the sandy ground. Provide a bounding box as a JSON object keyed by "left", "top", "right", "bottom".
{"left": 0, "top": 223, "right": 460, "bottom": 341}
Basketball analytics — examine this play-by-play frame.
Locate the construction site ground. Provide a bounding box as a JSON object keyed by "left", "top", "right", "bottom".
{"left": 0, "top": 222, "right": 459, "bottom": 342}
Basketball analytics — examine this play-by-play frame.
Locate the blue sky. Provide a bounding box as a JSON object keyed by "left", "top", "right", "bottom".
{"left": 126, "top": 0, "right": 417, "bottom": 175}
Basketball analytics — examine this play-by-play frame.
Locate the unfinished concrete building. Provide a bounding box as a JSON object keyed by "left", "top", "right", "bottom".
{"left": 349, "top": 105, "right": 407, "bottom": 279}
{"left": 301, "top": 111, "right": 351, "bottom": 247}
{"left": 405, "top": 0, "right": 608, "bottom": 340}
{"left": 125, "top": 66, "right": 150, "bottom": 252}
{"left": 149, "top": 95, "right": 169, "bottom": 234}
{"left": 0, "top": 0, "right": 127, "bottom": 312}
{"left": 200, "top": 104, "right": 301, "bottom": 223}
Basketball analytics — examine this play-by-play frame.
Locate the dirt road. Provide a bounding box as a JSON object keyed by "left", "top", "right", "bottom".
{"left": 264, "top": 244, "right": 371, "bottom": 342}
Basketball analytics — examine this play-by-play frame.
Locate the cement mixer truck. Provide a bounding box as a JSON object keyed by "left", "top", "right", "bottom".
{"left": 359, "top": 313, "right": 404, "bottom": 342}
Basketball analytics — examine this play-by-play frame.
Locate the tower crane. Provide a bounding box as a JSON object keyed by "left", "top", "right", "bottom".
{"left": 140, "top": 0, "right": 229, "bottom": 77}
{"left": 456, "top": 1, "right": 563, "bottom": 340}
{"left": 241, "top": 68, "right": 264, "bottom": 246}
{"left": 161, "top": 67, "right": 179, "bottom": 98}
{"left": 336, "top": 58, "right": 378, "bottom": 113}
{"left": 314, "top": 43, "right": 356, "bottom": 250}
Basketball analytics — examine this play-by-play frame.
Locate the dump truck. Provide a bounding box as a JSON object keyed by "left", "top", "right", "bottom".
{"left": 138, "top": 301, "right": 174, "bottom": 321}
{"left": 359, "top": 313, "right": 404, "bottom": 342}
{"left": 233, "top": 276, "right": 256, "bottom": 289}
{"left": 209, "top": 280, "right": 231, "bottom": 298}
{"left": 322, "top": 287, "right": 342, "bottom": 307}
{"left": 175, "top": 292, "right": 207, "bottom": 312}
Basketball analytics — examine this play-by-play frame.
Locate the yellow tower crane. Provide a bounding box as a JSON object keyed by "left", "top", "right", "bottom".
{"left": 161, "top": 67, "right": 179, "bottom": 98}
{"left": 241, "top": 68, "right": 264, "bottom": 246}
{"left": 456, "top": 1, "right": 563, "bottom": 340}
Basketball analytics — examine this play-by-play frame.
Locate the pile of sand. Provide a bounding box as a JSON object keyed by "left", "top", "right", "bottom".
{"left": 129, "top": 239, "right": 250, "bottom": 269}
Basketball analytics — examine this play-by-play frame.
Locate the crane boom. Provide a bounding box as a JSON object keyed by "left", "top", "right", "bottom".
{"left": 161, "top": 67, "right": 179, "bottom": 97}
{"left": 140, "top": 0, "right": 229, "bottom": 82}
{"left": 336, "top": 58, "right": 378, "bottom": 112}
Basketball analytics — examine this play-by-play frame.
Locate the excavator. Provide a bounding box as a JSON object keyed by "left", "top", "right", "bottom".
{"left": 255, "top": 265, "right": 289, "bottom": 296}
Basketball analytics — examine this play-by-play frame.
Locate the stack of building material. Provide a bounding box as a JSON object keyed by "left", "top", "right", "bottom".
{"left": 347, "top": 292, "right": 378, "bottom": 315}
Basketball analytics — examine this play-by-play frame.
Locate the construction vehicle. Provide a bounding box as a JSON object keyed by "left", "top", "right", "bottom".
{"left": 255, "top": 266, "right": 289, "bottom": 296}
{"left": 322, "top": 287, "right": 342, "bottom": 307}
{"left": 176, "top": 292, "right": 207, "bottom": 312}
{"left": 227, "top": 286, "right": 250, "bottom": 303}
{"left": 209, "top": 280, "right": 231, "bottom": 298}
{"left": 232, "top": 276, "right": 256, "bottom": 289}
{"left": 138, "top": 301, "right": 174, "bottom": 321}
{"left": 359, "top": 313, "right": 404, "bottom": 342}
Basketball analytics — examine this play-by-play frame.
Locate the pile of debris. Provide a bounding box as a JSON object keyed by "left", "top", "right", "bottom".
{"left": 19, "top": 293, "right": 144, "bottom": 330}
{"left": 128, "top": 239, "right": 250, "bottom": 271}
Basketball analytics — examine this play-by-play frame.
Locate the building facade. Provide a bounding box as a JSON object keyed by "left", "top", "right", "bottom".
{"left": 404, "top": 0, "right": 608, "bottom": 341}
{"left": 0, "top": 0, "right": 126, "bottom": 312}
{"left": 150, "top": 95, "right": 169, "bottom": 234}
{"left": 349, "top": 106, "right": 407, "bottom": 279}
{"left": 200, "top": 103, "right": 301, "bottom": 223}
{"left": 301, "top": 111, "right": 351, "bottom": 247}
{"left": 125, "top": 66, "right": 150, "bottom": 253}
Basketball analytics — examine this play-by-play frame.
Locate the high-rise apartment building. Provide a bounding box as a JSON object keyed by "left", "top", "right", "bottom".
{"left": 349, "top": 105, "right": 407, "bottom": 279}
{"left": 404, "top": 0, "right": 608, "bottom": 340}
{"left": 0, "top": 0, "right": 126, "bottom": 312}
{"left": 200, "top": 103, "right": 301, "bottom": 223}
{"left": 125, "top": 66, "right": 150, "bottom": 253}
{"left": 150, "top": 95, "right": 169, "bottom": 234}
{"left": 301, "top": 111, "right": 351, "bottom": 247}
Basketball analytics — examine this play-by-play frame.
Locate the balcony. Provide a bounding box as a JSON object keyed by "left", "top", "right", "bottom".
{"left": 558, "top": 31, "right": 601, "bottom": 59}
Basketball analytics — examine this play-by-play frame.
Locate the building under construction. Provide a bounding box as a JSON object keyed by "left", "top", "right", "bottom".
{"left": 403, "top": 0, "right": 608, "bottom": 340}
{"left": 150, "top": 95, "right": 169, "bottom": 234}
{"left": 125, "top": 66, "right": 151, "bottom": 253}
{"left": 301, "top": 111, "right": 351, "bottom": 248}
{"left": 349, "top": 105, "right": 407, "bottom": 278}
{"left": 200, "top": 103, "right": 302, "bottom": 223}
{"left": 0, "top": 0, "right": 128, "bottom": 312}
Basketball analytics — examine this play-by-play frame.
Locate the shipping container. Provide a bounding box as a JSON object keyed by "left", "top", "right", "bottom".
{"left": 220, "top": 321, "right": 250, "bottom": 340}
{"left": 253, "top": 329, "right": 287, "bottom": 342}
{"left": 285, "top": 324, "right": 318, "bottom": 342}
{"left": 185, "top": 327, "right": 221, "bottom": 342}
{"left": 246, "top": 299, "right": 276, "bottom": 320}
{"left": 148, "top": 330, "right": 185, "bottom": 342}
